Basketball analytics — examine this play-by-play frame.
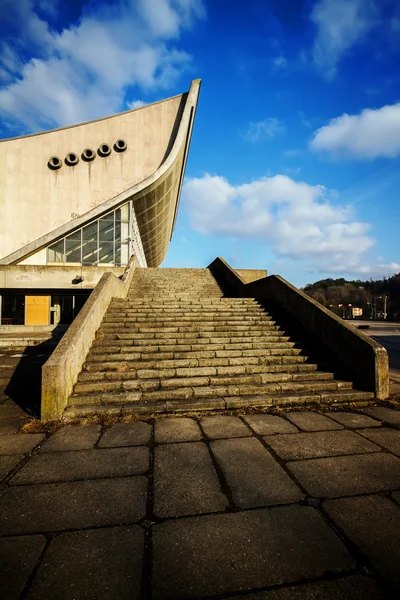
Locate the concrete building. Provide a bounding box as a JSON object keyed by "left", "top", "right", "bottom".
{"left": 0, "top": 79, "right": 201, "bottom": 326}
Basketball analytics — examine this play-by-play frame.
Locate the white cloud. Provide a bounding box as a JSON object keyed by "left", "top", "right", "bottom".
{"left": 182, "top": 172, "right": 397, "bottom": 277}
{"left": 127, "top": 100, "right": 147, "bottom": 110}
{"left": 272, "top": 56, "right": 287, "bottom": 70}
{"left": 310, "top": 102, "right": 400, "bottom": 158}
{"left": 244, "top": 118, "right": 286, "bottom": 143}
{"left": 310, "top": 0, "right": 378, "bottom": 78}
{"left": 0, "top": 0, "right": 204, "bottom": 131}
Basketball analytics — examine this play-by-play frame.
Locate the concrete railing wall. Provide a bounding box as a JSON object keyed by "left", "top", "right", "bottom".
{"left": 209, "top": 257, "right": 389, "bottom": 400}
{"left": 41, "top": 256, "right": 139, "bottom": 421}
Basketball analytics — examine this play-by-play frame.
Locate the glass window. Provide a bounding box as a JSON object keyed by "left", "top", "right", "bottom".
{"left": 82, "top": 242, "right": 98, "bottom": 265}
{"left": 65, "top": 232, "right": 82, "bottom": 263}
{"left": 99, "top": 242, "right": 114, "bottom": 263}
{"left": 82, "top": 222, "right": 97, "bottom": 242}
{"left": 99, "top": 217, "right": 114, "bottom": 242}
{"left": 48, "top": 239, "right": 64, "bottom": 262}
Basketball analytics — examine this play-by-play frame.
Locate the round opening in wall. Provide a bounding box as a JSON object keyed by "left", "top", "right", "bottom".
{"left": 114, "top": 139, "right": 127, "bottom": 152}
{"left": 48, "top": 156, "right": 62, "bottom": 170}
{"left": 98, "top": 143, "right": 111, "bottom": 157}
{"left": 82, "top": 148, "right": 95, "bottom": 162}
{"left": 65, "top": 152, "right": 79, "bottom": 166}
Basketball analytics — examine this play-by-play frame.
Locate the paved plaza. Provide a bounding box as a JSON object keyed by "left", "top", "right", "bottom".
{"left": 1, "top": 347, "right": 400, "bottom": 598}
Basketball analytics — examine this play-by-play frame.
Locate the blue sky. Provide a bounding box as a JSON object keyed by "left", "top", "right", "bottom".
{"left": 0, "top": 0, "right": 399, "bottom": 286}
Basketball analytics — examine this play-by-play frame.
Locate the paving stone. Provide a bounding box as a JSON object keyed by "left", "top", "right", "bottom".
{"left": 154, "top": 417, "right": 202, "bottom": 443}
{"left": 154, "top": 441, "right": 227, "bottom": 517}
{"left": 10, "top": 447, "right": 149, "bottom": 485}
{"left": 0, "top": 401, "right": 27, "bottom": 419}
{"left": 358, "top": 427, "right": 400, "bottom": 456}
{"left": 39, "top": 426, "right": 101, "bottom": 452}
{"left": 0, "top": 477, "right": 147, "bottom": 535}
{"left": 0, "top": 433, "right": 45, "bottom": 455}
{"left": 221, "top": 575, "right": 386, "bottom": 599}
{"left": 324, "top": 495, "right": 400, "bottom": 591}
{"left": 152, "top": 505, "right": 354, "bottom": 599}
{"left": 288, "top": 452, "right": 400, "bottom": 498}
{"left": 326, "top": 411, "right": 382, "bottom": 429}
{"left": 243, "top": 414, "right": 298, "bottom": 435}
{"left": 200, "top": 415, "right": 252, "bottom": 439}
{"left": 362, "top": 406, "right": 400, "bottom": 426}
{"left": 27, "top": 527, "right": 144, "bottom": 600}
{"left": 211, "top": 437, "right": 303, "bottom": 508}
{"left": 0, "top": 535, "right": 46, "bottom": 600}
{"left": 0, "top": 454, "right": 24, "bottom": 481}
{"left": 98, "top": 422, "right": 151, "bottom": 448}
{"left": 0, "top": 417, "right": 28, "bottom": 434}
{"left": 265, "top": 430, "right": 380, "bottom": 461}
{"left": 285, "top": 411, "right": 342, "bottom": 431}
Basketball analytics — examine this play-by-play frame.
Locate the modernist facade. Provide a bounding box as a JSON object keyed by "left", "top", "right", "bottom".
{"left": 0, "top": 80, "right": 201, "bottom": 325}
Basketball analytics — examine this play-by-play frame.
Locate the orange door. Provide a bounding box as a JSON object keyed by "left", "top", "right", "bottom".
{"left": 25, "top": 296, "right": 50, "bottom": 325}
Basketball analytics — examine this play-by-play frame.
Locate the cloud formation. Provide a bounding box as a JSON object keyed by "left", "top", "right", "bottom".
{"left": 310, "top": 0, "right": 378, "bottom": 78}
{"left": 182, "top": 172, "right": 398, "bottom": 277}
{"left": 311, "top": 102, "right": 400, "bottom": 158}
{"left": 244, "top": 118, "right": 286, "bottom": 143}
{"left": 0, "top": 0, "right": 205, "bottom": 132}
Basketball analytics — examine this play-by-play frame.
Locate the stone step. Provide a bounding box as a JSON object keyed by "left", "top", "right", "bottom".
{"left": 63, "top": 389, "right": 375, "bottom": 419}
{"left": 88, "top": 341, "right": 300, "bottom": 357}
{"left": 92, "top": 335, "right": 290, "bottom": 349}
{"left": 99, "top": 331, "right": 284, "bottom": 342}
{"left": 105, "top": 311, "right": 269, "bottom": 319}
{"left": 102, "top": 317, "right": 273, "bottom": 326}
{"left": 74, "top": 371, "right": 335, "bottom": 394}
{"left": 86, "top": 347, "right": 305, "bottom": 364}
{"left": 79, "top": 362, "right": 319, "bottom": 381}
{"left": 83, "top": 352, "right": 308, "bottom": 372}
{"left": 70, "top": 378, "right": 353, "bottom": 406}
{"left": 99, "top": 324, "right": 279, "bottom": 334}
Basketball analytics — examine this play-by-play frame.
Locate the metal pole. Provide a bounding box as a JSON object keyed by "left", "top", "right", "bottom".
{"left": 384, "top": 296, "right": 387, "bottom": 320}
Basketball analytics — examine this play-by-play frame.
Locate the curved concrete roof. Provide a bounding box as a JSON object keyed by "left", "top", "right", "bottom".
{"left": 0, "top": 79, "right": 201, "bottom": 267}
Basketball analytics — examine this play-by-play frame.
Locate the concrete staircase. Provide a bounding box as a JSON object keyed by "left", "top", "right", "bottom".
{"left": 65, "top": 268, "right": 374, "bottom": 418}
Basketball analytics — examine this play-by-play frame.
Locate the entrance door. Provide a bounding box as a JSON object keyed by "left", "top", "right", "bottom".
{"left": 25, "top": 296, "right": 50, "bottom": 325}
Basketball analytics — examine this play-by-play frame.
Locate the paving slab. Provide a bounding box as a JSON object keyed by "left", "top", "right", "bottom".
{"left": 39, "top": 426, "right": 101, "bottom": 452}
{"left": 243, "top": 414, "right": 298, "bottom": 435}
{"left": 0, "top": 433, "right": 44, "bottom": 455}
{"left": 211, "top": 437, "right": 303, "bottom": 508}
{"left": 201, "top": 415, "right": 252, "bottom": 439}
{"left": 362, "top": 406, "right": 400, "bottom": 426}
{"left": 288, "top": 452, "right": 400, "bottom": 498}
{"left": 0, "top": 477, "right": 147, "bottom": 535}
{"left": 324, "top": 495, "right": 400, "bottom": 591}
{"left": 27, "top": 527, "right": 144, "bottom": 600}
{"left": 0, "top": 417, "right": 29, "bottom": 435}
{"left": 285, "top": 411, "right": 343, "bottom": 431}
{"left": 0, "top": 534, "right": 46, "bottom": 600}
{"left": 152, "top": 505, "right": 354, "bottom": 599}
{"left": 358, "top": 427, "right": 400, "bottom": 456}
{"left": 10, "top": 446, "right": 149, "bottom": 484}
{"left": 154, "top": 441, "right": 227, "bottom": 517}
{"left": 0, "top": 454, "right": 24, "bottom": 482}
{"left": 265, "top": 430, "right": 380, "bottom": 461}
{"left": 0, "top": 400, "right": 27, "bottom": 419}
{"left": 326, "top": 411, "right": 382, "bottom": 429}
{"left": 154, "top": 417, "right": 202, "bottom": 443}
{"left": 222, "top": 575, "right": 386, "bottom": 599}
{"left": 98, "top": 422, "right": 151, "bottom": 447}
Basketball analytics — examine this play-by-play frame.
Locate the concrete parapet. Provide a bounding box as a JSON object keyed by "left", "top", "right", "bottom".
{"left": 234, "top": 269, "right": 267, "bottom": 284}
{"left": 0, "top": 265, "right": 125, "bottom": 290}
{"left": 208, "top": 257, "right": 389, "bottom": 400}
{"left": 41, "top": 256, "right": 139, "bottom": 421}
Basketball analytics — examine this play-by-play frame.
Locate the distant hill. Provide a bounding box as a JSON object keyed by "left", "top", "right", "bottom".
{"left": 302, "top": 273, "right": 400, "bottom": 320}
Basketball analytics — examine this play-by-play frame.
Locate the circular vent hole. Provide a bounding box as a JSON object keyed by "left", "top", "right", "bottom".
{"left": 82, "top": 148, "right": 95, "bottom": 162}
{"left": 98, "top": 143, "right": 111, "bottom": 157}
{"left": 114, "top": 138, "right": 127, "bottom": 152}
{"left": 48, "top": 156, "right": 62, "bottom": 170}
{"left": 66, "top": 152, "right": 79, "bottom": 166}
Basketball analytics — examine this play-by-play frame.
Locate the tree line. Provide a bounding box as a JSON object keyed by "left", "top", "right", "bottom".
{"left": 302, "top": 272, "right": 400, "bottom": 320}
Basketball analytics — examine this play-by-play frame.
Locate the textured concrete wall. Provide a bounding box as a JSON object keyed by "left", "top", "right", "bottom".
{"left": 0, "top": 265, "right": 125, "bottom": 289}
{"left": 0, "top": 94, "right": 184, "bottom": 260}
{"left": 235, "top": 269, "right": 267, "bottom": 283}
{"left": 208, "top": 257, "right": 389, "bottom": 400}
{"left": 41, "top": 256, "right": 139, "bottom": 421}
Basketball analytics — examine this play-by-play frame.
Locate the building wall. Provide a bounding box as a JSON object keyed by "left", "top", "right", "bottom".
{"left": 0, "top": 94, "right": 185, "bottom": 261}
{"left": 0, "top": 265, "right": 124, "bottom": 289}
